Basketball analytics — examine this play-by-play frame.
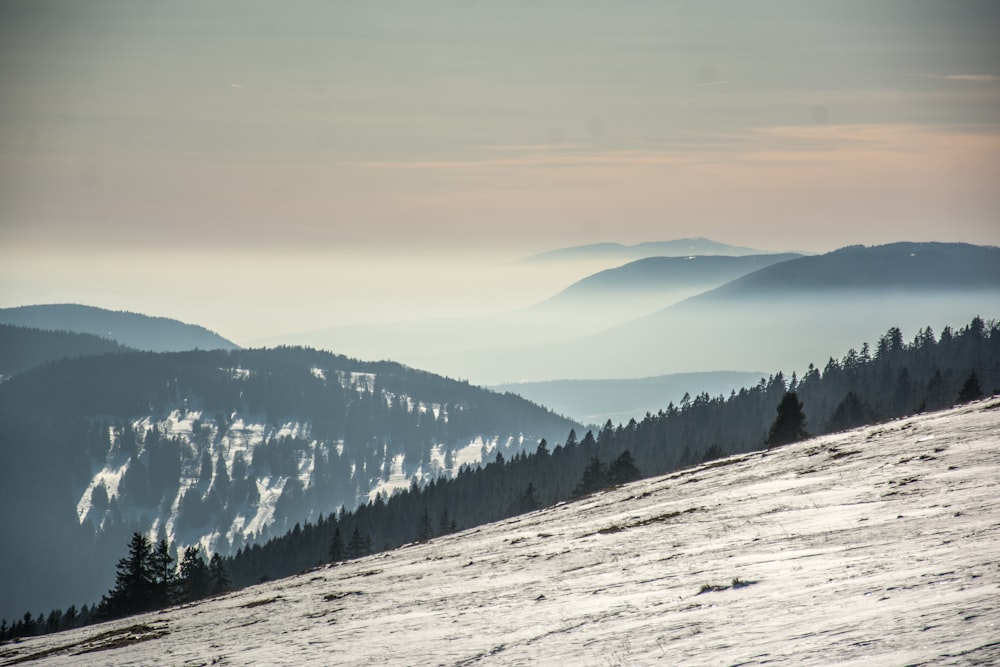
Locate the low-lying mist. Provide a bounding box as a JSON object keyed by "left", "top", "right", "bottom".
{"left": 411, "top": 290, "right": 999, "bottom": 385}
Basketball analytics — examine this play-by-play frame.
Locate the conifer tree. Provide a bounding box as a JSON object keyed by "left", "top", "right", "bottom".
{"left": 99, "top": 532, "right": 156, "bottom": 619}
{"left": 766, "top": 392, "right": 809, "bottom": 447}
{"left": 608, "top": 450, "right": 640, "bottom": 485}
{"left": 208, "top": 553, "right": 231, "bottom": 595}
{"left": 178, "top": 546, "right": 211, "bottom": 601}
{"left": 827, "top": 392, "right": 870, "bottom": 432}
{"left": 573, "top": 457, "right": 609, "bottom": 496}
{"left": 62, "top": 605, "right": 77, "bottom": 629}
{"left": 329, "top": 526, "right": 345, "bottom": 562}
{"left": 417, "top": 508, "right": 433, "bottom": 542}
{"left": 438, "top": 509, "right": 457, "bottom": 535}
{"left": 346, "top": 526, "right": 370, "bottom": 559}
{"left": 152, "top": 539, "right": 177, "bottom": 607}
{"left": 957, "top": 370, "right": 983, "bottom": 404}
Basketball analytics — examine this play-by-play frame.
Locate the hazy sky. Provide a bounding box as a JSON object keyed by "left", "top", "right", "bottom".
{"left": 1, "top": 1, "right": 999, "bottom": 339}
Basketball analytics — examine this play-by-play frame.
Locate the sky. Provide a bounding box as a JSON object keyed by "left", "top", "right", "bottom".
{"left": 1, "top": 1, "right": 999, "bottom": 341}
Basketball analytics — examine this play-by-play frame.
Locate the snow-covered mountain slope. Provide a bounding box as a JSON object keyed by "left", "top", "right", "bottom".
{"left": 7, "top": 399, "right": 998, "bottom": 666}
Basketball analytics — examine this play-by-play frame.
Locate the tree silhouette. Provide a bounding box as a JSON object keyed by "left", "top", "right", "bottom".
{"left": 98, "top": 532, "right": 156, "bottom": 619}
{"left": 573, "top": 457, "right": 609, "bottom": 496}
{"left": 417, "top": 508, "right": 433, "bottom": 542}
{"left": 329, "top": 526, "right": 344, "bottom": 562}
{"left": 827, "top": 391, "right": 870, "bottom": 432}
{"left": 608, "top": 450, "right": 640, "bottom": 485}
{"left": 208, "top": 553, "right": 230, "bottom": 594}
{"left": 766, "top": 392, "right": 809, "bottom": 447}
{"left": 956, "top": 371, "right": 983, "bottom": 404}
{"left": 346, "top": 526, "right": 371, "bottom": 559}
{"left": 178, "top": 546, "right": 210, "bottom": 602}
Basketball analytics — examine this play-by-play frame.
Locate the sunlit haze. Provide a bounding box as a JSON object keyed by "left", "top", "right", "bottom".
{"left": 2, "top": 1, "right": 998, "bottom": 350}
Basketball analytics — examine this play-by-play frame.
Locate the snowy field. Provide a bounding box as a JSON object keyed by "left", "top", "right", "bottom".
{"left": 3, "top": 400, "right": 999, "bottom": 666}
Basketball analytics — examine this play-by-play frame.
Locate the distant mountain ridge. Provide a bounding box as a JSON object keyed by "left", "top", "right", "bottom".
{"left": 415, "top": 242, "right": 1000, "bottom": 383}
{"left": 0, "top": 304, "right": 238, "bottom": 352}
{"left": 522, "top": 237, "right": 777, "bottom": 263}
{"left": 271, "top": 251, "right": 802, "bottom": 368}
{"left": 689, "top": 242, "right": 1000, "bottom": 300}
{"left": 0, "top": 324, "right": 132, "bottom": 380}
{"left": 542, "top": 253, "right": 802, "bottom": 305}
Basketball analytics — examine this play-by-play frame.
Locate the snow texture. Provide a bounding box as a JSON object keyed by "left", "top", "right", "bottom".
{"left": 71, "top": 393, "right": 518, "bottom": 558}
{"left": 7, "top": 400, "right": 999, "bottom": 666}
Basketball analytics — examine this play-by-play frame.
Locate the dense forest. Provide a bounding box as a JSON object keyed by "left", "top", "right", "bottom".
{"left": 2, "top": 316, "right": 997, "bottom": 641}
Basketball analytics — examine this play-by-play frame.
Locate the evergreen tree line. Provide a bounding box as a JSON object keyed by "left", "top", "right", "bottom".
{"left": 96, "top": 533, "right": 230, "bottom": 620}
{"left": 0, "top": 533, "right": 229, "bottom": 642}
{"left": 3, "top": 316, "right": 996, "bottom": 637}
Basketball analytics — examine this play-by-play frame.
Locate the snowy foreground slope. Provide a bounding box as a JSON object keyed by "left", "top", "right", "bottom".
{"left": 5, "top": 401, "right": 999, "bottom": 666}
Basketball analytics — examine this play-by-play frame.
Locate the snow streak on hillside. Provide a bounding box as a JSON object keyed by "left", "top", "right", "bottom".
{"left": 73, "top": 364, "right": 530, "bottom": 557}
{"left": 5, "top": 401, "right": 999, "bottom": 666}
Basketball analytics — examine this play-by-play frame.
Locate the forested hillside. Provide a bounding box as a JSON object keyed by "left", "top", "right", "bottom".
{"left": 0, "top": 347, "right": 577, "bottom": 620}
{"left": 0, "top": 324, "right": 131, "bottom": 379}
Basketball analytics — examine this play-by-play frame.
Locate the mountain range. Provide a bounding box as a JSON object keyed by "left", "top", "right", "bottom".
{"left": 260, "top": 251, "right": 801, "bottom": 369}
{"left": 524, "top": 252, "right": 803, "bottom": 324}
{"left": 420, "top": 242, "right": 1000, "bottom": 383}
{"left": 521, "top": 237, "right": 777, "bottom": 263}
{"left": 0, "top": 304, "right": 238, "bottom": 352}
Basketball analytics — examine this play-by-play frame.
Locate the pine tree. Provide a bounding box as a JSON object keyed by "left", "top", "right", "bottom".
{"left": 99, "top": 532, "right": 156, "bottom": 619}
{"left": 438, "top": 510, "right": 457, "bottom": 536}
{"left": 417, "top": 508, "right": 434, "bottom": 542}
{"left": 827, "top": 391, "right": 870, "bottom": 432}
{"left": 77, "top": 604, "right": 91, "bottom": 626}
{"left": 957, "top": 371, "right": 983, "bottom": 404}
{"left": 329, "top": 526, "right": 345, "bottom": 562}
{"left": 766, "top": 392, "right": 809, "bottom": 447}
{"left": 573, "top": 457, "right": 609, "bottom": 496}
{"left": 346, "top": 526, "right": 370, "bottom": 559}
{"left": 178, "top": 546, "right": 211, "bottom": 602}
{"left": 151, "top": 539, "right": 177, "bottom": 608}
{"left": 608, "top": 450, "right": 640, "bottom": 485}
{"left": 45, "top": 609, "right": 61, "bottom": 633}
{"left": 208, "top": 553, "right": 230, "bottom": 595}
{"left": 62, "top": 605, "right": 78, "bottom": 630}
